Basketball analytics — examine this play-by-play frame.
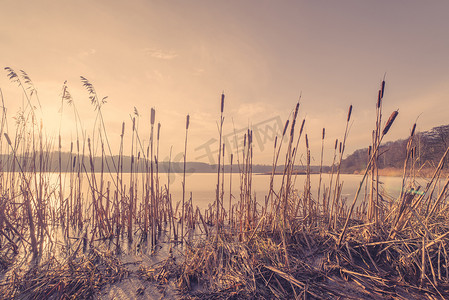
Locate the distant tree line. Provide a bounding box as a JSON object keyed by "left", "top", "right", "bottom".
{"left": 0, "top": 151, "right": 329, "bottom": 174}
{"left": 340, "top": 124, "right": 449, "bottom": 173}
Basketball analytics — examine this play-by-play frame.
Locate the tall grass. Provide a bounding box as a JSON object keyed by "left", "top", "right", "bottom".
{"left": 1, "top": 69, "right": 449, "bottom": 299}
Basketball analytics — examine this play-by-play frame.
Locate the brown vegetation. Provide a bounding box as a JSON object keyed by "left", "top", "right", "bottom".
{"left": 1, "top": 69, "right": 449, "bottom": 299}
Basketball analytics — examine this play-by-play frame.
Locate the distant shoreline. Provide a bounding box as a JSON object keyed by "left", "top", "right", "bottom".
{"left": 256, "top": 171, "right": 308, "bottom": 175}
{"left": 350, "top": 167, "right": 448, "bottom": 178}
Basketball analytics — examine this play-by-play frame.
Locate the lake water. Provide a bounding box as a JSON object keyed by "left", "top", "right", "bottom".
{"left": 130, "top": 172, "right": 408, "bottom": 210}
{"left": 50, "top": 171, "right": 436, "bottom": 212}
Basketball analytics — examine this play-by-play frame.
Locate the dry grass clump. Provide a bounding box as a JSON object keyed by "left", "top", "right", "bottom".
{"left": 0, "top": 247, "right": 128, "bottom": 299}
{"left": 179, "top": 236, "right": 253, "bottom": 292}
{"left": 0, "top": 254, "right": 12, "bottom": 272}
{"left": 169, "top": 227, "right": 449, "bottom": 299}
{"left": 138, "top": 255, "right": 180, "bottom": 292}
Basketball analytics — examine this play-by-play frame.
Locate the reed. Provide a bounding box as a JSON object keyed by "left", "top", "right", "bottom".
{"left": 317, "top": 128, "right": 325, "bottom": 215}
{"left": 215, "top": 93, "right": 224, "bottom": 245}
{"left": 181, "top": 113, "right": 189, "bottom": 244}
{"left": 329, "top": 105, "right": 352, "bottom": 230}
{"left": 1, "top": 71, "right": 448, "bottom": 299}
{"left": 229, "top": 153, "right": 233, "bottom": 226}
{"left": 338, "top": 109, "right": 399, "bottom": 247}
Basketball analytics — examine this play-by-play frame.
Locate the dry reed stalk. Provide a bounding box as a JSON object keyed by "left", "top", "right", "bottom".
{"left": 371, "top": 81, "right": 385, "bottom": 227}
{"left": 427, "top": 175, "right": 449, "bottom": 219}
{"left": 129, "top": 117, "right": 136, "bottom": 242}
{"left": 156, "top": 122, "right": 161, "bottom": 234}
{"left": 215, "top": 94, "right": 224, "bottom": 245}
{"left": 368, "top": 130, "right": 376, "bottom": 224}
{"left": 221, "top": 143, "right": 225, "bottom": 224}
{"left": 411, "top": 146, "right": 449, "bottom": 209}
{"left": 278, "top": 102, "right": 300, "bottom": 269}
{"left": 229, "top": 153, "right": 233, "bottom": 226}
{"left": 301, "top": 134, "right": 312, "bottom": 226}
{"left": 329, "top": 105, "right": 352, "bottom": 230}
{"left": 337, "top": 110, "right": 398, "bottom": 247}
{"left": 149, "top": 108, "right": 156, "bottom": 245}
{"left": 182, "top": 113, "right": 190, "bottom": 245}
{"left": 238, "top": 133, "right": 247, "bottom": 239}
{"left": 317, "top": 128, "right": 325, "bottom": 215}
{"left": 326, "top": 139, "right": 338, "bottom": 222}
{"left": 245, "top": 130, "right": 253, "bottom": 231}
{"left": 388, "top": 146, "right": 449, "bottom": 239}
{"left": 87, "top": 137, "right": 98, "bottom": 239}
{"left": 167, "top": 147, "right": 177, "bottom": 241}
{"left": 117, "top": 122, "right": 125, "bottom": 239}
{"left": 267, "top": 119, "right": 289, "bottom": 229}
{"left": 387, "top": 123, "right": 419, "bottom": 234}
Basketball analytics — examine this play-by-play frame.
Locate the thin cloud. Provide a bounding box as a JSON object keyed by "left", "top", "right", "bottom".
{"left": 143, "top": 48, "right": 178, "bottom": 60}
{"left": 78, "top": 48, "right": 96, "bottom": 58}
{"left": 237, "top": 102, "right": 268, "bottom": 118}
{"left": 193, "top": 68, "right": 205, "bottom": 76}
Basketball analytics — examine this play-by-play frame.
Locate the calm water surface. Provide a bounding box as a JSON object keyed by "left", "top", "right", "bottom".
{"left": 56, "top": 172, "right": 435, "bottom": 211}
{"left": 150, "top": 173, "right": 407, "bottom": 210}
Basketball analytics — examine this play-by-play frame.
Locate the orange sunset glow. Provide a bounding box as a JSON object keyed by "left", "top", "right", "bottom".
{"left": 2, "top": 1, "right": 449, "bottom": 299}
{"left": 2, "top": 1, "right": 448, "bottom": 165}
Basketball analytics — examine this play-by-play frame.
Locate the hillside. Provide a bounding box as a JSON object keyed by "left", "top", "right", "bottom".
{"left": 341, "top": 124, "right": 449, "bottom": 173}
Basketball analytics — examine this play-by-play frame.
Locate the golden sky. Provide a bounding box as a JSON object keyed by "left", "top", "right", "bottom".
{"left": 1, "top": 0, "right": 449, "bottom": 165}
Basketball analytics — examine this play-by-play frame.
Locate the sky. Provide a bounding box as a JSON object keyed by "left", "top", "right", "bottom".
{"left": 1, "top": 0, "right": 449, "bottom": 166}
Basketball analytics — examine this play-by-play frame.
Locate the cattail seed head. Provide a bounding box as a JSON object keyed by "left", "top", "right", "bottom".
{"left": 368, "top": 145, "right": 372, "bottom": 156}
{"left": 339, "top": 142, "right": 342, "bottom": 153}
{"left": 157, "top": 123, "right": 161, "bottom": 140}
{"left": 294, "top": 102, "right": 300, "bottom": 119}
{"left": 377, "top": 90, "right": 382, "bottom": 108}
{"left": 4, "top": 133, "right": 11, "bottom": 145}
{"left": 221, "top": 93, "right": 225, "bottom": 113}
{"left": 382, "top": 110, "right": 398, "bottom": 136}
{"left": 132, "top": 117, "right": 136, "bottom": 131}
{"left": 347, "top": 105, "right": 353, "bottom": 122}
{"left": 290, "top": 119, "right": 296, "bottom": 137}
{"left": 282, "top": 120, "right": 289, "bottom": 136}
{"left": 222, "top": 143, "right": 225, "bottom": 156}
{"left": 274, "top": 136, "right": 278, "bottom": 148}
{"left": 322, "top": 128, "right": 325, "bottom": 140}
{"left": 410, "top": 123, "right": 416, "bottom": 137}
{"left": 305, "top": 134, "right": 309, "bottom": 148}
{"left": 186, "top": 114, "right": 190, "bottom": 130}
{"left": 230, "top": 153, "right": 233, "bottom": 164}
{"left": 334, "top": 139, "right": 338, "bottom": 150}
{"left": 381, "top": 80, "right": 386, "bottom": 98}
{"left": 150, "top": 108, "right": 155, "bottom": 125}
{"left": 299, "top": 119, "right": 305, "bottom": 135}
{"left": 121, "top": 122, "right": 125, "bottom": 136}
